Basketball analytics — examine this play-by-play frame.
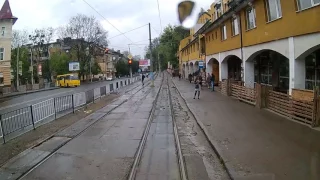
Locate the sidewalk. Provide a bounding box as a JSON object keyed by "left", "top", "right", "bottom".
{"left": 172, "top": 78, "right": 320, "bottom": 180}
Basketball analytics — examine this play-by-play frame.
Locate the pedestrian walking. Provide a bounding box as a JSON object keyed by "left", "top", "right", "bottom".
{"left": 207, "top": 73, "right": 211, "bottom": 89}
{"left": 198, "top": 75, "right": 203, "bottom": 90}
{"left": 211, "top": 73, "right": 215, "bottom": 91}
{"left": 178, "top": 73, "right": 181, "bottom": 80}
{"left": 193, "top": 80, "right": 201, "bottom": 99}
{"left": 142, "top": 74, "right": 145, "bottom": 86}
{"left": 188, "top": 74, "right": 192, "bottom": 83}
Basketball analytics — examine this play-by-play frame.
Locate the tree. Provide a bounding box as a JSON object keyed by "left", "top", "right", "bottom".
{"left": 57, "top": 14, "right": 109, "bottom": 79}
{"left": 115, "top": 60, "right": 129, "bottom": 77}
{"left": 145, "top": 25, "right": 188, "bottom": 71}
{"left": 11, "top": 47, "right": 31, "bottom": 86}
{"left": 50, "top": 53, "right": 70, "bottom": 76}
{"left": 29, "top": 27, "right": 55, "bottom": 82}
{"left": 12, "top": 29, "right": 30, "bottom": 48}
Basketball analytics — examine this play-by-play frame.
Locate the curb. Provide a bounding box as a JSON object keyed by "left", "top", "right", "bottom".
{"left": 171, "top": 77, "right": 234, "bottom": 180}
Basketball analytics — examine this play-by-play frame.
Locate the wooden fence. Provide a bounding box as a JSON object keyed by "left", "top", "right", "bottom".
{"left": 221, "top": 80, "right": 228, "bottom": 96}
{"left": 231, "top": 84, "right": 256, "bottom": 105}
{"left": 267, "top": 90, "right": 315, "bottom": 125}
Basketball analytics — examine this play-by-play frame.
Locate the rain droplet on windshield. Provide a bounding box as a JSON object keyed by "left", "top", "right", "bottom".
{"left": 177, "top": 1, "right": 198, "bottom": 29}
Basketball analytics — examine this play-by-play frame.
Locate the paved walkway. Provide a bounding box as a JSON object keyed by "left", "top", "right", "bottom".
{"left": 172, "top": 78, "right": 320, "bottom": 180}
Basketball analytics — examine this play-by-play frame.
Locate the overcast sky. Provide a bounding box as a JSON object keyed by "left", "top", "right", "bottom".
{"left": 3, "top": 0, "right": 213, "bottom": 58}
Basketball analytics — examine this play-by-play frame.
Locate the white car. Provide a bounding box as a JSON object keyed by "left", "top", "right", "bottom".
{"left": 106, "top": 77, "right": 113, "bottom": 81}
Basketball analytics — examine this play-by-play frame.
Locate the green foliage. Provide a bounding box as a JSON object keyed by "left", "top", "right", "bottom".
{"left": 146, "top": 25, "right": 188, "bottom": 71}
{"left": 91, "top": 61, "right": 101, "bottom": 75}
{"left": 11, "top": 47, "right": 31, "bottom": 85}
{"left": 115, "top": 60, "right": 129, "bottom": 77}
{"left": 50, "top": 53, "right": 71, "bottom": 76}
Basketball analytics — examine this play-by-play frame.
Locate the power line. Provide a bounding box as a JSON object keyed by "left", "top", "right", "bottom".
{"left": 81, "top": 0, "right": 142, "bottom": 50}
{"left": 108, "top": 24, "right": 148, "bottom": 40}
{"left": 151, "top": 26, "right": 160, "bottom": 36}
{"left": 156, "top": 0, "right": 163, "bottom": 34}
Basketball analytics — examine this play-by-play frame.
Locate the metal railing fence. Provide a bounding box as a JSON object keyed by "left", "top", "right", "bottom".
{"left": 0, "top": 76, "right": 141, "bottom": 143}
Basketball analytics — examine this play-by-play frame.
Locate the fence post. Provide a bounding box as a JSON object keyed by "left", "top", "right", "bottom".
{"left": 0, "top": 114, "right": 5, "bottom": 144}
{"left": 227, "top": 79, "right": 231, "bottom": 96}
{"left": 72, "top": 94, "right": 75, "bottom": 114}
{"left": 53, "top": 97, "right": 57, "bottom": 119}
{"left": 312, "top": 88, "right": 319, "bottom": 127}
{"left": 255, "top": 84, "right": 262, "bottom": 109}
{"left": 30, "top": 105, "right": 36, "bottom": 130}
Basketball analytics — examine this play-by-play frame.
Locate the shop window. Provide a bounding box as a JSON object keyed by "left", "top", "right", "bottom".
{"left": 0, "top": 73, "right": 3, "bottom": 85}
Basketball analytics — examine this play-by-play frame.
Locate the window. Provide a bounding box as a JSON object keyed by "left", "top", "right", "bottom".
{"left": 215, "top": 31, "right": 218, "bottom": 39}
{"left": 231, "top": 17, "right": 239, "bottom": 36}
{"left": 0, "top": 48, "right": 4, "bottom": 60}
{"left": 1, "top": 27, "right": 4, "bottom": 36}
{"left": 266, "top": 0, "right": 282, "bottom": 21}
{"left": 0, "top": 73, "right": 3, "bottom": 85}
{"left": 221, "top": 25, "right": 227, "bottom": 40}
{"left": 209, "top": 36, "right": 211, "bottom": 41}
{"left": 212, "top": 34, "right": 214, "bottom": 40}
{"left": 297, "top": 0, "right": 320, "bottom": 11}
{"left": 246, "top": 7, "right": 256, "bottom": 30}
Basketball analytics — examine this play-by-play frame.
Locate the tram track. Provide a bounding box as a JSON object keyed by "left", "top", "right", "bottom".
{"left": 127, "top": 72, "right": 188, "bottom": 180}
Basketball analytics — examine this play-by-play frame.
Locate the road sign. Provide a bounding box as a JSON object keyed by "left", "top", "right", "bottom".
{"left": 199, "top": 61, "right": 204, "bottom": 69}
{"left": 18, "top": 61, "right": 22, "bottom": 75}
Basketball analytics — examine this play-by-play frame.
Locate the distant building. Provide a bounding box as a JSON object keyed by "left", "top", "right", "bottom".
{"left": 0, "top": 0, "right": 17, "bottom": 86}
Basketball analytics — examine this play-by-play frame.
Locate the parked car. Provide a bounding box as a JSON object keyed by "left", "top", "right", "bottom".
{"left": 106, "top": 77, "right": 113, "bottom": 81}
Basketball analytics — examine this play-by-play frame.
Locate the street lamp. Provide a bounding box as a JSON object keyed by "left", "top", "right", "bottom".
{"left": 85, "top": 47, "right": 92, "bottom": 82}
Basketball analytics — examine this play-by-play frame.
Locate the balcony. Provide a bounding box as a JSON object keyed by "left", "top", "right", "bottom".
{"left": 228, "top": 0, "right": 242, "bottom": 9}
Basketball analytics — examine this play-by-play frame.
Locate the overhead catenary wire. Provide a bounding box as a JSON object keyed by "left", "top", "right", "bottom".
{"left": 156, "top": 0, "right": 163, "bottom": 34}
{"left": 108, "top": 24, "right": 149, "bottom": 40}
{"left": 81, "top": 0, "right": 142, "bottom": 50}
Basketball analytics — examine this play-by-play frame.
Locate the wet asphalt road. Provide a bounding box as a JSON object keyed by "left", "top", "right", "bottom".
{"left": 0, "top": 77, "right": 137, "bottom": 114}
{"left": 21, "top": 77, "right": 162, "bottom": 180}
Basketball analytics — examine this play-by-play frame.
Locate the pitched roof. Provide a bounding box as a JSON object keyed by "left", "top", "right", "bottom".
{"left": 0, "top": 0, "right": 17, "bottom": 23}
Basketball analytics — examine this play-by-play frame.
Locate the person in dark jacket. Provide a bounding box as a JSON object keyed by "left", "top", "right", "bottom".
{"left": 142, "top": 74, "right": 145, "bottom": 86}
{"left": 188, "top": 74, "right": 192, "bottom": 83}
{"left": 198, "top": 75, "right": 203, "bottom": 90}
{"left": 211, "top": 73, "right": 215, "bottom": 91}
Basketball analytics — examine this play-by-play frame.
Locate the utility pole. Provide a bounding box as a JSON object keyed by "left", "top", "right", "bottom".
{"left": 149, "top": 23, "right": 154, "bottom": 87}
{"left": 158, "top": 52, "right": 161, "bottom": 75}
{"left": 128, "top": 45, "right": 132, "bottom": 78}
{"left": 16, "top": 45, "right": 20, "bottom": 88}
{"left": 30, "top": 48, "right": 34, "bottom": 85}
{"left": 90, "top": 56, "right": 93, "bottom": 82}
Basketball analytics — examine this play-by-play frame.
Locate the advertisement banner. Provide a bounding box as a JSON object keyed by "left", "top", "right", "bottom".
{"left": 38, "top": 64, "right": 42, "bottom": 75}
{"left": 139, "top": 59, "right": 150, "bottom": 67}
{"left": 69, "top": 62, "right": 80, "bottom": 71}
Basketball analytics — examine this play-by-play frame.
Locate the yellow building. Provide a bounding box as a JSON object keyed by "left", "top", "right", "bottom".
{"left": 179, "top": 0, "right": 320, "bottom": 93}
{"left": 179, "top": 11, "right": 211, "bottom": 79}
{"left": 0, "top": 0, "right": 17, "bottom": 86}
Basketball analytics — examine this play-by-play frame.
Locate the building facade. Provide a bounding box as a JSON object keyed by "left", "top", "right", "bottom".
{"left": 179, "top": 0, "right": 320, "bottom": 94}
{"left": 0, "top": 0, "right": 17, "bottom": 86}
